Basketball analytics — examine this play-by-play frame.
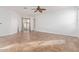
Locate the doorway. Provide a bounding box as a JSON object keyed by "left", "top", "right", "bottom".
{"left": 21, "top": 17, "right": 31, "bottom": 32}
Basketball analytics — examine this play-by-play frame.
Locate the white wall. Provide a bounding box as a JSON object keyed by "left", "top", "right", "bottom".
{"left": 35, "top": 7, "right": 79, "bottom": 36}
{"left": 0, "top": 6, "right": 79, "bottom": 37}
{"left": 0, "top": 8, "right": 21, "bottom": 36}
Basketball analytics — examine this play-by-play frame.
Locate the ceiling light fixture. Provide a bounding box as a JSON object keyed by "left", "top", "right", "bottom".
{"left": 32, "top": 6, "right": 46, "bottom": 13}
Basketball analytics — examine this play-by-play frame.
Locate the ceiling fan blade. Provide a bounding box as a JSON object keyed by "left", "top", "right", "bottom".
{"left": 34, "top": 10, "right": 38, "bottom": 12}
{"left": 39, "top": 10, "right": 42, "bottom": 13}
{"left": 41, "top": 9, "right": 46, "bottom": 10}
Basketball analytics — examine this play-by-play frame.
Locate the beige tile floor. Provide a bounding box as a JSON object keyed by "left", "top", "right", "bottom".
{"left": 0, "top": 31, "right": 79, "bottom": 52}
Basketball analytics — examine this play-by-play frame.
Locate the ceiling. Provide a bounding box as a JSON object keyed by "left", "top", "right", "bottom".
{"left": 0, "top": 6, "right": 76, "bottom": 17}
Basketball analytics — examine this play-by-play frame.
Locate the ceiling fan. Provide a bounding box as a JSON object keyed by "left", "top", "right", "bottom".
{"left": 32, "top": 6, "right": 46, "bottom": 13}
